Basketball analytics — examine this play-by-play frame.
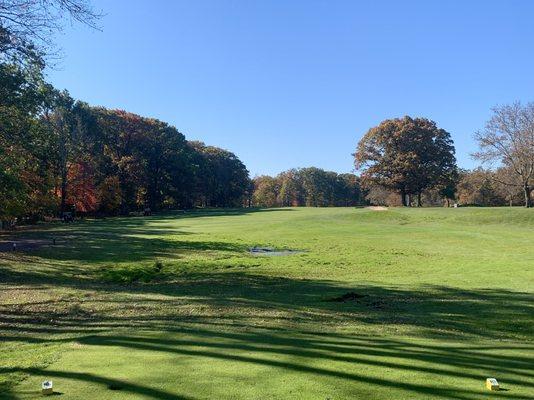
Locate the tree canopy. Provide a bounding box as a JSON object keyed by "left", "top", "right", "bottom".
{"left": 0, "top": 89, "right": 253, "bottom": 224}
{"left": 252, "top": 168, "right": 361, "bottom": 208}
{"left": 354, "top": 116, "right": 457, "bottom": 206}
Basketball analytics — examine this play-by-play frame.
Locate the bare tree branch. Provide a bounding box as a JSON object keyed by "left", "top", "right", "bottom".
{"left": 473, "top": 102, "right": 534, "bottom": 207}
{"left": 0, "top": 0, "right": 102, "bottom": 67}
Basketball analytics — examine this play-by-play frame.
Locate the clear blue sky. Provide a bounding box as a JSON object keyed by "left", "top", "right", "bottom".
{"left": 48, "top": 0, "right": 534, "bottom": 177}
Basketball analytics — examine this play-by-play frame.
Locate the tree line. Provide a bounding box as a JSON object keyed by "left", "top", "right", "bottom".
{"left": 252, "top": 110, "right": 533, "bottom": 209}
{"left": 1, "top": 84, "right": 251, "bottom": 224}
{"left": 363, "top": 167, "right": 528, "bottom": 208}
{"left": 2, "top": 0, "right": 534, "bottom": 229}
{"left": 353, "top": 106, "right": 534, "bottom": 208}
{"left": 252, "top": 117, "right": 458, "bottom": 208}
{"left": 0, "top": 1, "right": 254, "bottom": 227}
{"left": 252, "top": 168, "right": 360, "bottom": 207}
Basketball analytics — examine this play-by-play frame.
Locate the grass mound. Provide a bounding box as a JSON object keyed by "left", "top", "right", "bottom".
{"left": 98, "top": 260, "right": 165, "bottom": 283}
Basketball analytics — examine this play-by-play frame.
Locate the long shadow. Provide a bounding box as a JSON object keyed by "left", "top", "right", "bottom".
{"left": 1, "top": 272, "right": 532, "bottom": 340}
{"left": 1, "top": 329, "right": 533, "bottom": 400}
{"left": 0, "top": 207, "right": 294, "bottom": 240}
{"left": 0, "top": 207, "right": 293, "bottom": 261}
{"left": 0, "top": 234, "right": 248, "bottom": 265}
{"left": 77, "top": 335, "right": 533, "bottom": 400}
{"left": 0, "top": 368, "right": 194, "bottom": 400}
{"left": 1, "top": 208, "right": 533, "bottom": 399}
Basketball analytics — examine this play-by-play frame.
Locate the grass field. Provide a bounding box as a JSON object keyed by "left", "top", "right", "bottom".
{"left": 0, "top": 207, "right": 533, "bottom": 399}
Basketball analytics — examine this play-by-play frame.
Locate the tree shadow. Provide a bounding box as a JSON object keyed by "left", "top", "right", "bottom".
{"left": 0, "top": 208, "right": 293, "bottom": 260}
{"left": 1, "top": 208, "right": 533, "bottom": 399}
{"left": 1, "top": 273, "right": 532, "bottom": 340}
{"left": 1, "top": 274, "right": 533, "bottom": 399}
{"left": 0, "top": 232, "right": 248, "bottom": 266}
{"left": 0, "top": 368, "right": 192, "bottom": 400}
{"left": 1, "top": 327, "right": 533, "bottom": 400}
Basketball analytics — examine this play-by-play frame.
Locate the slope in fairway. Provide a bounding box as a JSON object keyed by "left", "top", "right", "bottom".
{"left": 1, "top": 208, "right": 533, "bottom": 399}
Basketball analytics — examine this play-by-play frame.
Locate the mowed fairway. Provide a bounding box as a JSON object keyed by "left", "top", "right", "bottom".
{"left": 0, "top": 207, "right": 533, "bottom": 399}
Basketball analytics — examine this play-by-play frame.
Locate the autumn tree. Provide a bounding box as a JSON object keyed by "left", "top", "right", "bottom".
{"left": 364, "top": 185, "right": 401, "bottom": 207}
{"left": 299, "top": 167, "right": 332, "bottom": 207}
{"left": 252, "top": 176, "right": 279, "bottom": 207}
{"left": 45, "top": 90, "right": 77, "bottom": 215}
{"left": 277, "top": 169, "right": 303, "bottom": 206}
{"left": 0, "top": 1, "right": 257, "bottom": 224}
{"left": 250, "top": 168, "right": 360, "bottom": 208}
{"left": 0, "top": 0, "right": 101, "bottom": 223}
{"left": 66, "top": 162, "right": 98, "bottom": 213}
{"left": 335, "top": 173, "right": 361, "bottom": 207}
{"left": 456, "top": 168, "right": 505, "bottom": 206}
{"left": 189, "top": 141, "right": 250, "bottom": 207}
{"left": 354, "top": 116, "right": 457, "bottom": 206}
{"left": 474, "top": 102, "right": 534, "bottom": 207}
{"left": 0, "top": 59, "right": 54, "bottom": 224}
{"left": 98, "top": 176, "right": 122, "bottom": 214}
{"left": 92, "top": 109, "right": 197, "bottom": 212}
{"left": 493, "top": 166, "right": 523, "bottom": 207}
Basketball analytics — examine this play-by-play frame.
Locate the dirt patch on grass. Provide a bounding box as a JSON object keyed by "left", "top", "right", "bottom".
{"left": 366, "top": 206, "right": 388, "bottom": 211}
{"left": 326, "top": 292, "right": 368, "bottom": 302}
{"left": 325, "top": 292, "right": 389, "bottom": 310}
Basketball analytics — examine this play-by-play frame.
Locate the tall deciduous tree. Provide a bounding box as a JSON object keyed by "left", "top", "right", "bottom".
{"left": 44, "top": 90, "right": 77, "bottom": 215}
{"left": 474, "top": 102, "right": 534, "bottom": 208}
{"left": 456, "top": 168, "right": 505, "bottom": 207}
{"left": 252, "top": 176, "right": 279, "bottom": 207}
{"left": 493, "top": 166, "right": 523, "bottom": 207}
{"left": 0, "top": 60, "right": 53, "bottom": 224}
{"left": 277, "top": 169, "right": 303, "bottom": 206}
{"left": 189, "top": 141, "right": 250, "bottom": 207}
{"left": 354, "top": 116, "right": 457, "bottom": 206}
{"left": 250, "top": 168, "right": 361, "bottom": 208}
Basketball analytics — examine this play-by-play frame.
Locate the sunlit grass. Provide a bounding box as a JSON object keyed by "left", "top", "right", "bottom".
{"left": 1, "top": 207, "right": 533, "bottom": 399}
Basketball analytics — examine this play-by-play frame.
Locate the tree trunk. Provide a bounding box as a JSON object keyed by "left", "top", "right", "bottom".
{"left": 417, "top": 192, "right": 422, "bottom": 207}
{"left": 524, "top": 183, "right": 532, "bottom": 208}
{"left": 400, "top": 188, "right": 407, "bottom": 206}
{"left": 60, "top": 165, "right": 68, "bottom": 216}
{"left": 56, "top": 113, "right": 70, "bottom": 217}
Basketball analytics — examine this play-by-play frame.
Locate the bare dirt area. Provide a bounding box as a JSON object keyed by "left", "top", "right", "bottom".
{"left": 366, "top": 206, "right": 388, "bottom": 211}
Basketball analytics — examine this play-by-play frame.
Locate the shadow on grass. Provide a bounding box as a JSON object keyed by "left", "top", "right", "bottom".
{"left": 1, "top": 208, "right": 533, "bottom": 399}
{"left": 0, "top": 369, "right": 193, "bottom": 400}
{"left": 1, "top": 271, "right": 533, "bottom": 338}
{"left": 0, "top": 208, "right": 291, "bottom": 261}
{"left": 0, "top": 329, "right": 533, "bottom": 400}
{"left": 1, "top": 274, "right": 533, "bottom": 399}
{"left": 1, "top": 271, "right": 532, "bottom": 340}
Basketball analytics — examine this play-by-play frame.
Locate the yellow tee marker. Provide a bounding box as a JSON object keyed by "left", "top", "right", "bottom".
{"left": 486, "top": 378, "right": 499, "bottom": 391}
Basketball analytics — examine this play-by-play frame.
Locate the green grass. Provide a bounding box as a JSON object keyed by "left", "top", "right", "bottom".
{"left": 0, "top": 207, "right": 533, "bottom": 399}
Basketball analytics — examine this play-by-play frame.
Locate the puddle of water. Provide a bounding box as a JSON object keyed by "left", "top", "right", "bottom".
{"left": 249, "top": 247, "right": 303, "bottom": 257}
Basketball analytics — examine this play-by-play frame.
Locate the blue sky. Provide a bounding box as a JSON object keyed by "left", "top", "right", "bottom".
{"left": 48, "top": 0, "right": 534, "bottom": 176}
